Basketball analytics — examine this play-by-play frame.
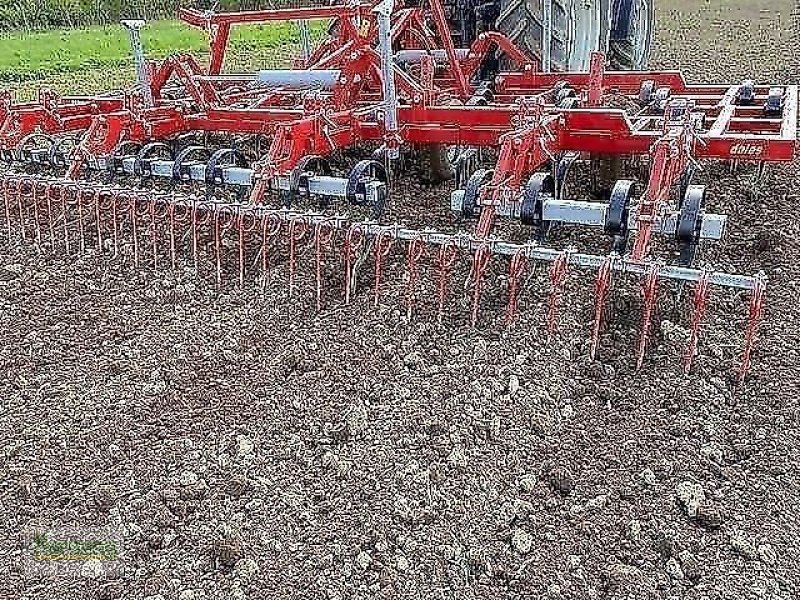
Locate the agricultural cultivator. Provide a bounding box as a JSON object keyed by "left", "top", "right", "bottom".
{"left": 0, "top": 0, "right": 794, "bottom": 382}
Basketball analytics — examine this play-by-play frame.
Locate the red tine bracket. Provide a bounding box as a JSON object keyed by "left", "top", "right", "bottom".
{"left": 436, "top": 238, "right": 460, "bottom": 324}
{"left": 738, "top": 273, "right": 767, "bottom": 385}
{"left": 404, "top": 234, "right": 426, "bottom": 319}
{"left": 343, "top": 224, "right": 365, "bottom": 304}
{"left": 590, "top": 254, "right": 616, "bottom": 360}
{"left": 636, "top": 262, "right": 661, "bottom": 370}
{"left": 287, "top": 215, "right": 309, "bottom": 296}
{"left": 469, "top": 242, "right": 493, "bottom": 327}
{"left": 505, "top": 248, "right": 527, "bottom": 327}
{"left": 260, "top": 213, "right": 283, "bottom": 291}
{"left": 546, "top": 249, "right": 572, "bottom": 335}
{"left": 213, "top": 206, "right": 236, "bottom": 285}
{"left": 237, "top": 211, "right": 259, "bottom": 288}
{"left": 683, "top": 266, "right": 712, "bottom": 374}
{"left": 314, "top": 221, "right": 336, "bottom": 311}
{"left": 373, "top": 228, "right": 395, "bottom": 307}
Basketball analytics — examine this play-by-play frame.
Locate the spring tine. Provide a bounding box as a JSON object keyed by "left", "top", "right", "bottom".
{"left": 17, "top": 179, "right": 27, "bottom": 243}
{"left": 3, "top": 180, "right": 12, "bottom": 243}
{"left": 149, "top": 199, "right": 159, "bottom": 270}
{"left": 288, "top": 216, "right": 308, "bottom": 297}
{"left": 343, "top": 224, "right": 364, "bottom": 304}
{"left": 546, "top": 249, "right": 571, "bottom": 335}
{"left": 45, "top": 183, "right": 55, "bottom": 250}
{"left": 738, "top": 273, "right": 767, "bottom": 385}
{"left": 111, "top": 191, "right": 119, "bottom": 259}
{"left": 214, "top": 208, "right": 223, "bottom": 286}
{"left": 130, "top": 195, "right": 139, "bottom": 268}
{"left": 373, "top": 229, "right": 395, "bottom": 307}
{"left": 505, "top": 249, "right": 527, "bottom": 327}
{"left": 76, "top": 188, "right": 86, "bottom": 254}
{"left": 403, "top": 235, "right": 426, "bottom": 319}
{"left": 169, "top": 202, "right": 177, "bottom": 271}
{"left": 31, "top": 183, "right": 42, "bottom": 249}
{"left": 260, "top": 214, "right": 283, "bottom": 293}
{"left": 683, "top": 267, "right": 712, "bottom": 374}
{"left": 314, "top": 222, "right": 334, "bottom": 311}
{"left": 590, "top": 254, "right": 615, "bottom": 360}
{"left": 635, "top": 262, "right": 661, "bottom": 370}
{"left": 237, "top": 214, "right": 246, "bottom": 288}
{"left": 436, "top": 238, "right": 459, "bottom": 324}
{"left": 260, "top": 215, "right": 270, "bottom": 292}
{"left": 61, "top": 186, "right": 71, "bottom": 256}
{"left": 191, "top": 200, "right": 200, "bottom": 272}
{"left": 469, "top": 242, "right": 493, "bottom": 327}
{"left": 94, "top": 191, "right": 105, "bottom": 253}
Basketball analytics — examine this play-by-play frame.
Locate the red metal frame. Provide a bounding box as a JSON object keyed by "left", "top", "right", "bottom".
{"left": 1, "top": 0, "right": 796, "bottom": 217}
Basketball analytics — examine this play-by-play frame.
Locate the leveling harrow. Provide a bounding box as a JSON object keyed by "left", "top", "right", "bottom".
{"left": 0, "top": 0, "right": 794, "bottom": 382}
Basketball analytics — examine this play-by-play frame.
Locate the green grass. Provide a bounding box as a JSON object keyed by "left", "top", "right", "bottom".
{"left": 0, "top": 19, "right": 310, "bottom": 83}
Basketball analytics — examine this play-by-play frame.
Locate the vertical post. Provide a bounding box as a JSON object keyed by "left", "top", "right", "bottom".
{"left": 297, "top": 20, "right": 311, "bottom": 63}
{"left": 208, "top": 23, "right": 231, "bottom": 75}
{"left": 374, "top": 0, "right": 399, "bottom": 159}
{"left": 121, "top": 20, "right": 154, "bottom": 108}
{"left": 542, "top": 0, "right": 552, "bottom": 73}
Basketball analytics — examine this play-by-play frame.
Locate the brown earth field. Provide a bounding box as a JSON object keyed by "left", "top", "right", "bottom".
{"left": 1, "top": 0, "right": 799, "bottom": 599}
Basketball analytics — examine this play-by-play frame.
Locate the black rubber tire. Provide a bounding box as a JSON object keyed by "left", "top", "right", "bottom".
{"left": 495, "top": 0, "right": 571, "bottom": 71}
{"left": 418, "top": 144, "right": 455, "bottom": 184}
{"left": 607, "top": 0, "right": 655, "bottom": 70}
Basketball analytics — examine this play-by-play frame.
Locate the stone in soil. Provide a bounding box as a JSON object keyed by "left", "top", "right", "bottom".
{"left": 511, "top": 528, "right": 533, "bottom": 554}
{"left": 548, "top": 467, "right": 575, "bottom": 497}
{"left": 675, "top": 481, "right": 705, "bottom": 517}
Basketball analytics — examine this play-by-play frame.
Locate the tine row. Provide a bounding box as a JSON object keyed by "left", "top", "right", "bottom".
{"left": 0, "top": 174, "right": 766, "bottom": 383}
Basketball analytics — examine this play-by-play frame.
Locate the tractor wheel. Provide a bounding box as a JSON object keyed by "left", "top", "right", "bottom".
{"left": 495, "top": 0, "right": 603, "bottom": 72}
{"left": 607, "top": 0, "right": 655, "bottom": 70}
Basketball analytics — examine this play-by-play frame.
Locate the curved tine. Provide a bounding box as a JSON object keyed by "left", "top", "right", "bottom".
{"left": 468, "top": 242, "right": 493, "bottom": 327}
{"left": 259, "top": 213, "right": 283, "bottom": 290}
{"left": 17, "top": 176, "right": 36, "bottom": 243}
{"left": 436, "top": 238, "right": 460, "bottom": 325}
{"left": 343, "top": 224, "right": 365, "bottom": 305}
{"left": 403, "top": 234, "right": 426, "bottom": 319}
{"left": 505, "top": 249, "right": 527, "bottom": 327}
{"left": 2, "top": 178, "right": 15, "bottom": 242}
{"left": 372, "top": 229, "right": 396, "bottom": 308}
{"left": 29, "top": 179, "right": 47, "bottom": 248}
{"left": 57, "top": 184, "right": 72, "bottom": 255}
{"left": 113, "top": 191, "right": 140, "bottom": 267}
{"left": 314, "top": 221, "right": 336, "bottom": 312}
{"left": 96, "top": 188, "right": 121, "bottom": 259}
{"left": 236, "top": 211, "right": 259, "bottom": 288}
{"left": 287, "top": 215, "right": 309, "bottom": 297}
{"left": 738, "top": 274, "right": 767, "bottom": 386}
{"left": 213, "top": 205, "right": 237, "bottom": 286}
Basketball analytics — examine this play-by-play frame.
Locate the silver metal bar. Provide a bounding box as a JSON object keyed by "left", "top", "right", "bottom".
{"left": 297, "top": 20, "right": 311, "bottom": 62}
{"left": 394, "top": 49, "right": 470, "bottom": 64}
{"left": 542, "top": 0, "right": 552, "bottom": 73}
{"left": 256, "top": 69, "right": 341, "bottom": 90}
{"left": 374, "top": 0, "right": 400, "bottom": 159}
{"left": 121, "top": 20, "right": 154, "bottom": 108}
{"left": 452, "top": 192, "right": 727, "bottom": 241}
{"left": 2, "top": 172, "right": 763, "bottom": 291}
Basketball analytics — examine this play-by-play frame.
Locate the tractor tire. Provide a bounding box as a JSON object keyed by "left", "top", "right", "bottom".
{"left": 495, "top": 0, "right": 604, "bottom": 72}
{"left": 607, "top": 0, "right": 655, "bottom": 70}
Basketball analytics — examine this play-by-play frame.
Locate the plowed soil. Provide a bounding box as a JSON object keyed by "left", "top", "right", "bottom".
{"left": 1, "top": 1, "right": 799, "bottom": 599}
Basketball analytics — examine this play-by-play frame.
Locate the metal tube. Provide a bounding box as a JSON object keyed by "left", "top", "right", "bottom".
{"left": 256, "top": 69, "right": 341, "bottom": 90}
{"left": 394, "top": 49, "right": 471, "bottom": 64}
{"left": 542, "top": 0, "right": 552, "bottom": 73}
{"left": 374, "top": 0, "right": 400, "bottom": 159}
{"left": 121, "top": 20, "right": 154, "bottom": 108}
{"left": 297, "top": 20, "right": 311, "bottom": 62}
